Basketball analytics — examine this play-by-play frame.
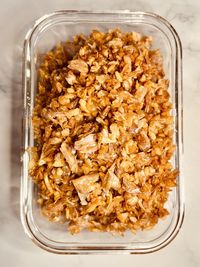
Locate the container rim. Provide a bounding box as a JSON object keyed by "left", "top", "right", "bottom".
{"left": 24, "top": 10, "right": 183, "bottom": 45}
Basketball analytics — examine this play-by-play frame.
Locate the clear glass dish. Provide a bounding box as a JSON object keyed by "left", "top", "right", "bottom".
{"left": 21, "top": 10, "right": 184, "bottom": 254}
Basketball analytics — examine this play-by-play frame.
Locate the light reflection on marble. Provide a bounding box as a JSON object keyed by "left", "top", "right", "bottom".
{"left": 0, "top": 0, "right": 200, "bottom": 266}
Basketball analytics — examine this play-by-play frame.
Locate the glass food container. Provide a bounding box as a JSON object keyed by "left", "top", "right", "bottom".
{"left": 21, "top": 10, "right": 184, "bottom": 254}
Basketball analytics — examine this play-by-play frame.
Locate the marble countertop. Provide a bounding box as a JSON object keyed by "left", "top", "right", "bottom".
{"left": 0, "top": 0, "right": 200, "bottom": 266}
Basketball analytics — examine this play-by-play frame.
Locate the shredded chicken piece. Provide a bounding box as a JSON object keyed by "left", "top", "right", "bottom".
{"left": 44, "top": 173, "right": 54, "bottom": 194}
{"left": 105, "top": 163, "right": 121, "bottom": 191}
{"left": 30, "top": 29, "right": 177, "bottom": 235}
{"left": 68, "top": 59, "right": 89, "bottom": 74}
{"left": 72, "top": 173, "right": 100, "bottom": 205}
{"left": 60, "top": 142, "right": 78, "bottom": 173}
{"left": 74, "top": 134, "right": 98, "bottom": 154}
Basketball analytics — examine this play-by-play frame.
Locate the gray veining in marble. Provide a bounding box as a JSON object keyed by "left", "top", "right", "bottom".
{"left": 0, "top": 0, "right": 200, "bottom": 266}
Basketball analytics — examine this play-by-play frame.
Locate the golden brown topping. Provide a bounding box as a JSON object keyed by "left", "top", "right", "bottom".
{"left": 30, "top": 29, "right": 177, "bottom": 234}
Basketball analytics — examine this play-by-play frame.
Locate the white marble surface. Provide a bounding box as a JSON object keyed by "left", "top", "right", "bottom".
{"left": 0, "top": 0, "right": 200, "bottom": 266}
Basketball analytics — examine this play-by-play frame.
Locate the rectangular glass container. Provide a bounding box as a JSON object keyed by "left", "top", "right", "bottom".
{"left": 21, "top": 10, "right": 184, "bottom": 254}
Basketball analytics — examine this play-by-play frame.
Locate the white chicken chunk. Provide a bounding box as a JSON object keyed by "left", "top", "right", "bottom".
{"left": 74, "top": 134, "right": 98, "bottom": 154}
{"left": 72, "top": 173, "right": 100, "bottom": 205}
{"left": 60, "top": 142, "right": 78, "bottom": 173}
